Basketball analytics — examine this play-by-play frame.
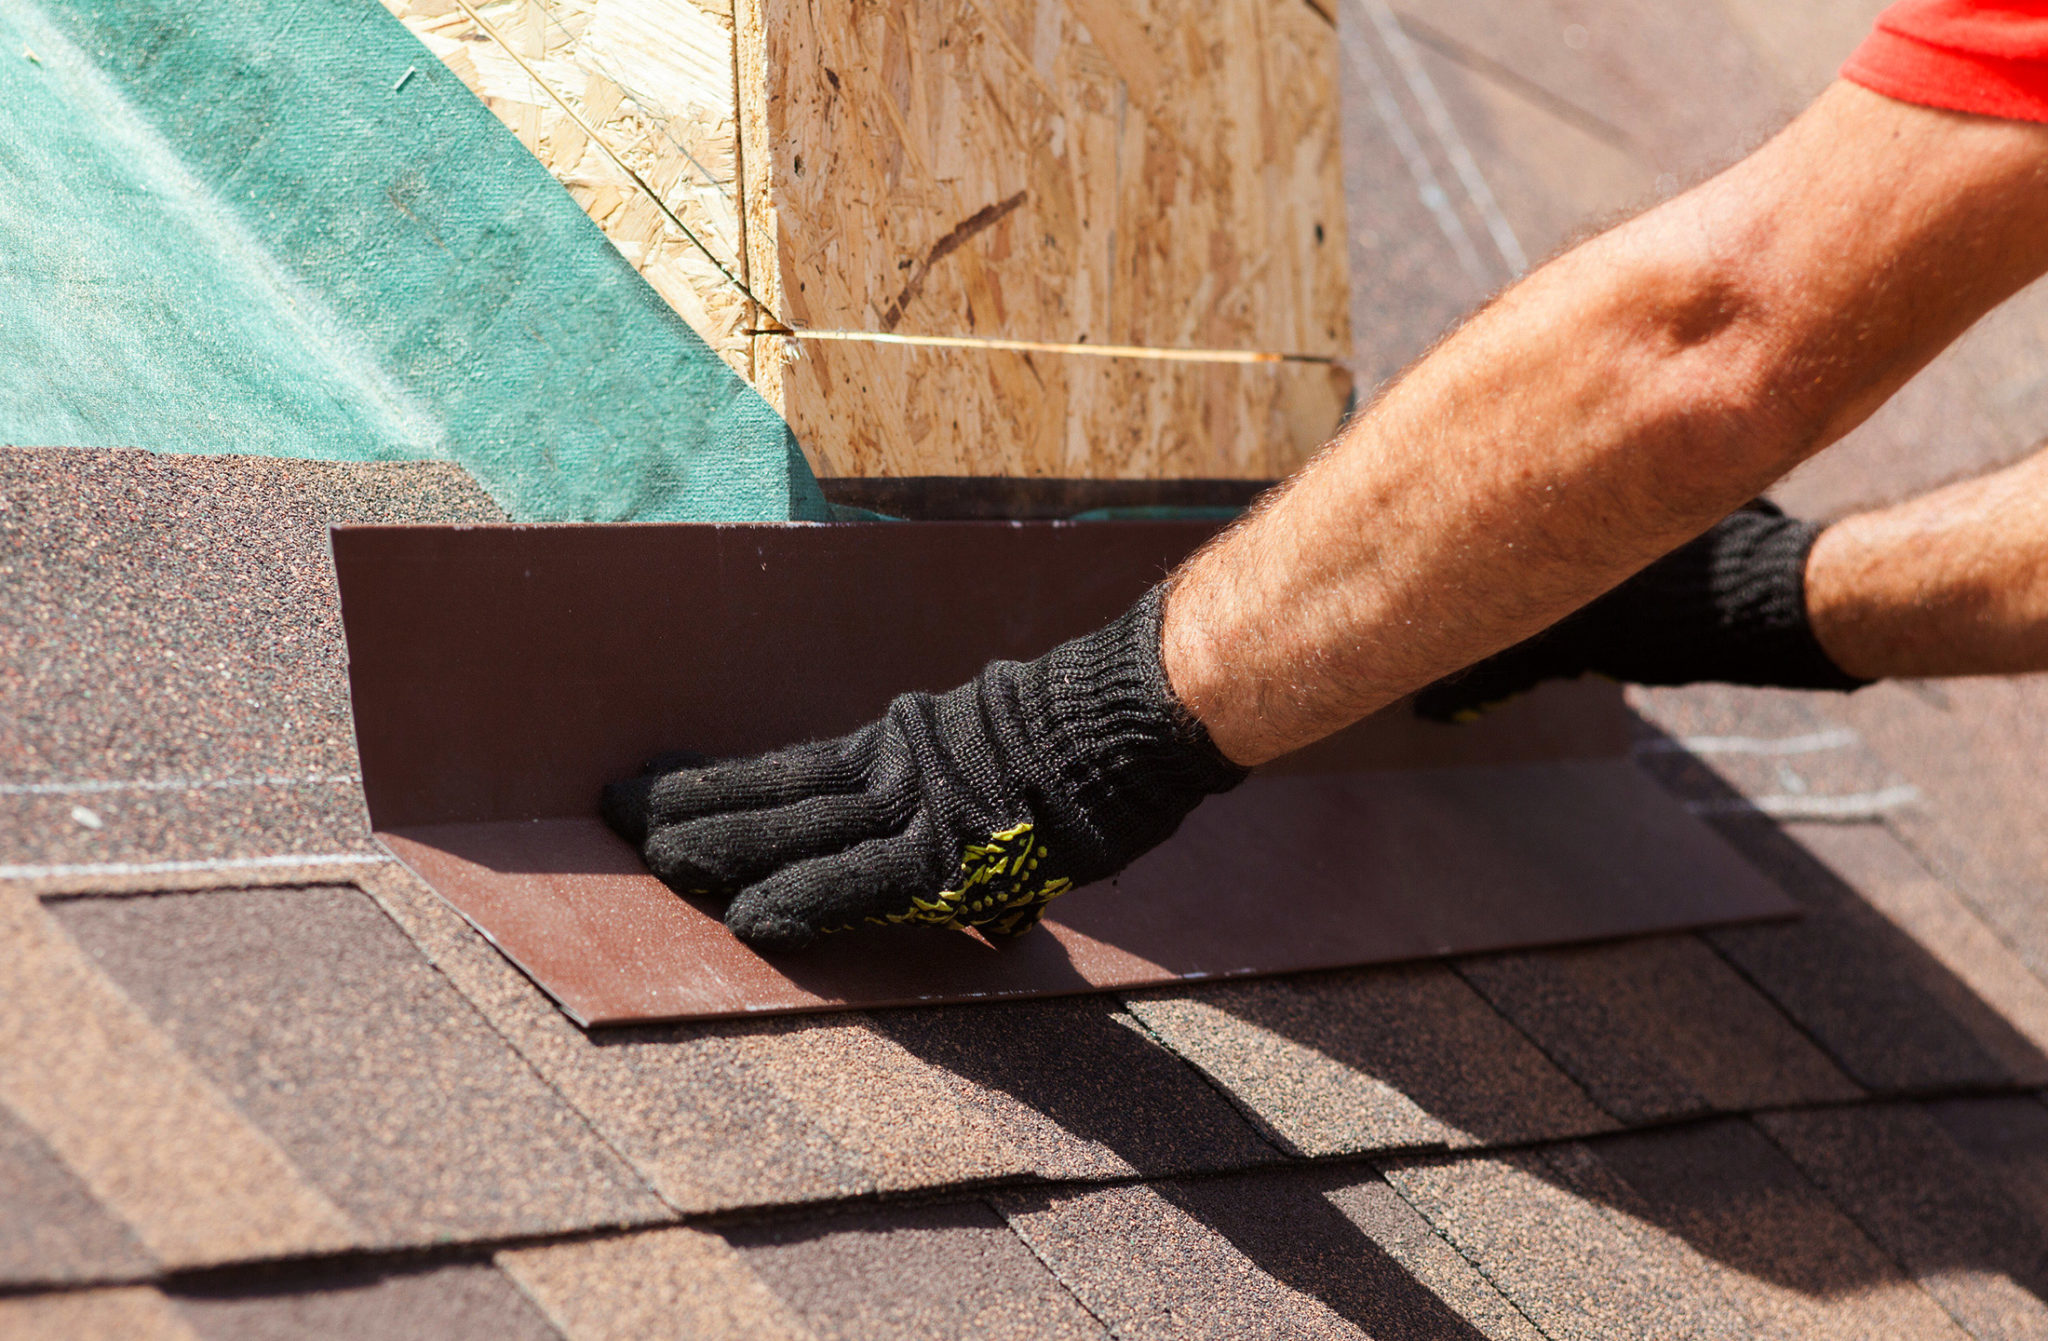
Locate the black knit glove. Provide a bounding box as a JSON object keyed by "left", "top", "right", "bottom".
{"left": 1416, "top": 500, "right": 1869, "bottom": 723}
{"left": 601, "top": 588, "right": 1247, "bottom": 951}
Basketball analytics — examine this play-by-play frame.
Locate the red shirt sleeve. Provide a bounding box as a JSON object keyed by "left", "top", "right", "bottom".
{"left": 1842, "top": 0, "right": 2048, "bottom": 123}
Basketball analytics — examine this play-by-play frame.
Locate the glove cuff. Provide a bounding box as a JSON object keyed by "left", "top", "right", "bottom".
{"left": 1045, "top": 584, "right": 1248, "bottom": 781}
{"left": 998, "top": 586, "right": 1247, "bottom": 876}
{"left": 1609, "top": 506, "right": 1869, "bottom": 691}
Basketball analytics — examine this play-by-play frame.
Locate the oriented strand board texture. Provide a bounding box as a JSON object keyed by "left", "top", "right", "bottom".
{"left": 749, "top": 0, "right": 1351, "bottom": 475}
{"left": 389, "top": 0, "right": 1351, "bottom": 477}
{"left": 746, "top": 0, "right": 1348, "bottom": 351}
{"left": 383, "top": 0, "right": 757, "bottom": 377}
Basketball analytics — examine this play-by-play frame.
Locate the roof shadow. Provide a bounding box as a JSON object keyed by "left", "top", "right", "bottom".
{"left": 1155, "top": 1171, "right": 1493, "bottom": 1340}
{"left": 877, "top": 711, "right": 2048, "bottom": 1324}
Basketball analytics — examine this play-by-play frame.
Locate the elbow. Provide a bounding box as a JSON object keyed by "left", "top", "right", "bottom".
{"left": 1606, "top": 251, "right": 1834, "bottom": 506}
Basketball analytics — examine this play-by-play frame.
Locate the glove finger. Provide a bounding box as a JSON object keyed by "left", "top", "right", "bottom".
{"left": 642, "top": 781, "right": 915, "bottom": 896}
{"left": 601, "top": 723, "right": 880, "bottom": 844}
{"left": 723, "top": 815, "right": 953, "bottom": 952}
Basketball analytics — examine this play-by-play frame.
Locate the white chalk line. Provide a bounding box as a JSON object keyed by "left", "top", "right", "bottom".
{"left": 1635, "top": 729, "right": 1861, "bottom": 758}
{"left": 1684, "top": 785, "right": 1922, "bottom": 821}
{"left": 0, "top": 853, "right": 389, "bottom": 881}
{"left": 1339, "top": 4, "right": 1492, "bottom": 288}
{"left": 1356, "top": 0, "right": 1528, "bottom": 276}
{"left": 0, "top": 774, "right": 361, "bottom": 798}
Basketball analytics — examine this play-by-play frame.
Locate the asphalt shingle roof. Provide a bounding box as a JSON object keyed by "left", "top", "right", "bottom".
{"left": 13, "top": 0, "right": 2048, "bottom": 1335}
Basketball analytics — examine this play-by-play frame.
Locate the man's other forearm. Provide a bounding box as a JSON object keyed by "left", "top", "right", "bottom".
{"left": 1166, "top": 83, "right": 2048, "bottom": 765}
{"left": 1809, "top": 444, "right": 2048, "bottom": 679}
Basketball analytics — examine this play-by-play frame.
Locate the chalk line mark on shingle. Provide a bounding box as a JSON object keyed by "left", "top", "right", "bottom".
{"left": 1683, "top": 786, "right": 1922, "bottom": 822}
{"left": 1339, "top": 0, "right": 1494, "bottom": 288}
{"left": 1636, "top": 728, "right": 1861, "bottom": 757}
{"left": 1353, "top": 0, "right": 1528, "bottom": 276}
{"left": 0, "top": 854, "right": 389, "bottom": 881}
{"left": 0, "top": 774, "right": 362, "bottom": 797}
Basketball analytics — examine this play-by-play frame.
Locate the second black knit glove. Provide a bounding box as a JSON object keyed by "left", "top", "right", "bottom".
{"left": 1416, "top": 500, "right": 1869, "bottom": 722}
{"left": 601, "top": 588, "right": 1247, "bottom": 951}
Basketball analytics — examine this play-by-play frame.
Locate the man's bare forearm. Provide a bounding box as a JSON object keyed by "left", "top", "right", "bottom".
{"left": 1165, "top": 83, "right": 2048, "bottom": 765}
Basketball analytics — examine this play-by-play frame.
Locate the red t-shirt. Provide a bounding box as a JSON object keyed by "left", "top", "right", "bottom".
{"left": 1843, "top": 0, "right": 2048, "bottom": 122}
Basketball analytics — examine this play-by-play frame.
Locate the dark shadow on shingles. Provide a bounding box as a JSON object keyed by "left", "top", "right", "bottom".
{"left": 872, "top": 1001, "right": 1513, "bottom": 1329}
{"left": 167, "top": 1258, "right": 560, "bottom": 1341}
{"left": 1587, "top": 1118, "right": 1907, "bottom": 1299}
{"left": 655, "top": 706, "right": 2048, "bottom": 1319}
{"left": 1151, "top": 1170, "right": 1492, "bottom": 1341}
{"left": 721, "top": 1200, "right": 1102, "bottom": 1341}
{"left": 1754, "top": 1101, "right": 2048, "bottom": 1335}
{"left": 1126, "top": 961, "right": 1613, "bottom": 1152}
{"left": 1624, "top": 709, "right": 2034, "bottom": 1092}
{"left": 1470, "top": 717, "right": 2048, "bottom": 1309}
{"left": 871, "top": 994, "right": 1279, "bottom": 1178}
{"left": 0, "top": 1101, "right": 154, "bottom": 1286}
{"left": 1091, "top": 710, "right": 2048, "bottom": 1310}
{"left": 1699, "top": 811, "right": 2032, "bottom": 1091}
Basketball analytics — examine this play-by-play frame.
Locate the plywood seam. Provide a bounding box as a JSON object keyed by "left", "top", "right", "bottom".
{"left": 750, "top": 329, "right": 1342, "bottom": 364}
{"left": 390, "top": 0, "right": 1353, "bottom": 475}
{"left": 448, "top": 0, "right": 775, "bottom": 319}
{"left": 726, "top": 0, "right": 757, "bottom": 378}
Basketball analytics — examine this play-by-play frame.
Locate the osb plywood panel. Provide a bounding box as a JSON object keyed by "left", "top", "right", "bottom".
{"left": 742, "top": 0, "right": 1348, "bottom": 353}
{"left": 383, "top": 0, "right": 757, "bottom": 378}
{"left": 388, "top": 0, "right": 1351, "bottom": 477}
{"left": 744, "top": 0, "right": 1351, "bottom": 475}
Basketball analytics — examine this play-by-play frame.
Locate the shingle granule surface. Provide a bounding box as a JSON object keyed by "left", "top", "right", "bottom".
{"left": 0, "top": 447, "right": 503, "bottom": 868}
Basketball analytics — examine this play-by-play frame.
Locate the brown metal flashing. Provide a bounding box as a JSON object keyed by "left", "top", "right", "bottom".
{"left": 333, "top": 522, "right": 1793, "bottom": 1026}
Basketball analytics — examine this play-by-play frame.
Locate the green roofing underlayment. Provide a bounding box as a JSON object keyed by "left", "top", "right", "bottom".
{"left": 0, "top": 0, "right": 828, "bottom": 521}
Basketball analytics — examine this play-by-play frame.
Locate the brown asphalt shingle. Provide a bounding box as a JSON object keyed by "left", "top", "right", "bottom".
{"left": 1122, "top": 964, "right": 1614, "bottom": 1157}
{"left": 0, "top": 1099, "right": 153, "bottom": 1285}
{"left": 1832, "top": 676, "right": 2048, "bottom": 985}
{"left": 1782, "top": 822, "right": 2048, "bottom": 1084}
{"left": 724, "top": 1201, "right": 1105, "bottom": 1341}
{"left": 1338, "top": 12, "right": 1495, "bottom": 390}
{"left": 166, "top": 1261, "right": 562, "bottom": 1341}
{"left": 1322, "top": 1176, "right": 1546, "bottom": 1341}
{"left": 1759, "top": 1102, "right": 2048, "bottom": 1340}
{"left": 1588, "top": 1119, "right": 1970, "bottom": 1340}
{"left": 1383, "top": 0, "right": 1786, "bottom": 179}
{"left": 1454, "top": 933, "right": 1858, "bottom": 1125}
{"left": 1379, "top": 1144, "right": 1754, "bottom": 1341}
{"left": 1397, "top": 34, "right": 1654, "bottom": 268}
{"left": 362, "top": 862, "right": 1272, "bottom": 1210}
{"left": 871, "top": 996, "right": 1282, "bottom": 1179}
{"left": 359, "top": 863, "right": 1036, "bottom": 1211}
{"left": 0, "top": 889, "right": 357, "bottom": 1269}
{"left": 0, "top": 1286, "right": 202, "bottom": 1341}
{"left": 998, "top": 1170, "right": 1519, "bottom": 1341}
{"left": 1923, "top": 1095, "right": 2048, "bottom": 1234}
{"left": 1628, "top": 685, "right": 1910, "bottom": 817}
{"left": 49, "top": 885, "right": 666, "bottom": 1247}
{"left": 0, "top": 447, "right": 502, "bottom": 877}
{"left": 498, "top": 1225, "right": 817, "bottom": 1341}
{"left": 1704, "top": 816, "right": 2022, "bottom": 1093}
